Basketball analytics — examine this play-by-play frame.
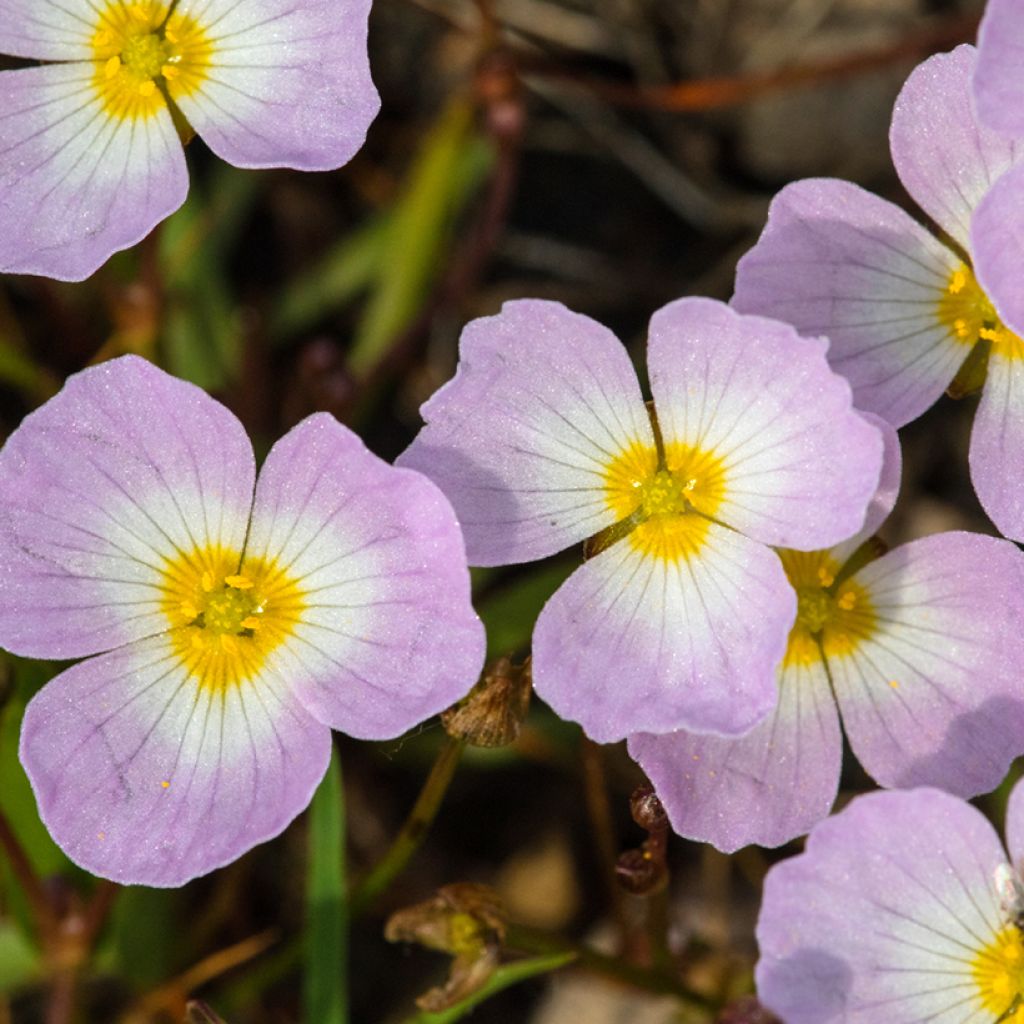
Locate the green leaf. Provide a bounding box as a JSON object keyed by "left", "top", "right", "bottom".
{"left": 348, "top": 100, "right": 493, "bottom": 377}
{"left": 0, "top": 919, "right": 42, "bottom": 993}
{"left": 401, "top": 952, "right": 576, "bottom": 1024}
{"left": 304, "top": 745, "right": 347, "bottom": 1024}
{"left": 270, "top": 217, "right": 391, "bottom": 343}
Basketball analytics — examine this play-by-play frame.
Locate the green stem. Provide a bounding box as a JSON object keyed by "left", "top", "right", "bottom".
{"left": 400, "top": 952, "right": 576, "bottom": 1024}
{"left": 304, "top": 746, "right": 347, "bottom": 1024}
{"left": 504, "top": 924, "right": 715, "bottom": 1012}
{"left": 352, "top": 738, "right": 464, "bottom": 915}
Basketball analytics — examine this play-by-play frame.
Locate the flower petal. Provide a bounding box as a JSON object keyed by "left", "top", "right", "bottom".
{"left": 169, "top": 0, "right": 379, "bottom": 171}
{"left": 0, "top": 65, "right": 188, "bottom": 281}
{"left": 629, "top": 654, "right": 841, "bottom": 852}
{"left": 732, "top": 179, "right": 964, "bottom": 428}
{"left": 0, "top": 356, "right": 255, "bottom": 659}
{"left": 19, "top": 634, "right": 331, "bottom": 887}
{"left": 830, "top": 413, "right": 902, "bottom": 568}
{"left": 245, "top": 414, "right": 485, "bottom": 740}
{"left": 974, "top": 0, "right": 1024, "bottom": 138}
{"left": 830, "top": 532, "right": 1024, "bottom": 797}
{"left": 969, "top": 340, "right": 1024, "bottom": 542}
{"left": 0, "top": 0, "right": 95, "bottom": 60}
{"left": 1005, "top": 776, "right": 1024, "bottom": 870}
{"left": 647, "top": 297, "right": 883, "bottom": 549}
{"left": 971, "top": 161, "right": 1024, "bottom": 339}
{"left": 890, "top": 45, "right": 1022, "bottom": 253}
{"left": 757, "top": 788, "right": 1008, "bottom": 1024}
{"left": 398, "top": 300, "right": 655, "bottom": 566}
{"left": 532, "top": 522, "right": 795, "bottom": 742}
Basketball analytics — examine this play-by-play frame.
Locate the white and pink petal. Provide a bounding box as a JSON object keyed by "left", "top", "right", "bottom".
{"left": 531, "top": 521, "right": 795, "bottom": 742}
{"left": 969, "top": 339, "right": 1024, "bottom": 543}
{"left": 732, "top": 179, "right": 965, "bottom": 429}
{"left": 0, "top": 65, "right": 188, "bottom": 281}
{"left": 646, "top": 297, "right": 883, "bottom": 550}
{"left": 399, "top": 300, "right": 655, "bottom": 566}
{"left": 757, "top": 788, "right": 1009, "bottom": 1023}
{"left": 629, "top": 654, "right": 841, "bottom": 852}
{"left": 0, "top": 0, "right": 96, "bottom": 61}
{"left": 971, "top": 161, "right": 1024, "bottom": 339}
{"left": 829, "top": 532, "right": 1024, "bottom": 797}
{"left": 890, "top": 45, "right": 1023, "bottom": 253}
{"left": 245, "top": 414, "right": 485, "bottom": 740}
{"left": 169, "top": 0, "right": 380, "bottom": 171}
{"left": 19, "top": 635, "right": 332, "bottom": 887}
{"left": 0, "top": 356, "right": 255, "bottom": 659}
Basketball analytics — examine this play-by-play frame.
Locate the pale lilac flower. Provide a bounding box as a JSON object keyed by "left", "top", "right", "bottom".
{"left": 398, "top": 297, "right": 883, "bottom": 744}
{"left": 0, "top": 0, "right": 380, "bottom": 280}
{"left": 733, "top": 45, "right": 1024, "bottom": 543}
{"left": 631, "top": 418, "right": 1024, "bottom": 852}
{"left": 3, "top": 356, "right": 484, "bottom": 886}
{"left": 756, "top": 783, "right": 1024, "bottom": 1023}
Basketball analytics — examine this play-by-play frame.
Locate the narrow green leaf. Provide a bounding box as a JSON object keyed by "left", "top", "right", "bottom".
{"left": 270, "top": 217, "right": 391, "bottom": 342}
{"left": 348, "top": 100, "right": 493, "bottom": 376}
{"left": 402, "top": 952, "right": 576, "bottom": 1024}
{"left": 304, "top": 745, "right": 347, "bottom": 1024}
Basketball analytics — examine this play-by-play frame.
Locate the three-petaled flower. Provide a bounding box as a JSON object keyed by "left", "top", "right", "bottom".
{"left": 399, "top": 297, "right": 883, "bottom": 744}
{"left": 733, "top": 44, "right": 1024, "bottom": 543}
{"left": 2, "top": 356, "right": 484, "bottom": 886}
{"left": 0, "top": 0, "right": 380, "bottom": 280}
{"left": 757, "top": 784, "right": 1024, "bottom": 1022}
{"left": 632, "top": 419, "right": 1024, "bottom": 851}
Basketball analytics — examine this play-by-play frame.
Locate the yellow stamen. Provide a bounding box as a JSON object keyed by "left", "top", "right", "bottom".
{"left": 225, "top": 575, "right": 254, "bottom": 590}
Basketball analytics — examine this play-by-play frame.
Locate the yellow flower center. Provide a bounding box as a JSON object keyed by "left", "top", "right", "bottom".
{"left": 91, "top": 1, "right": 213, "bottom": 121}
{"left": 973, "top": 925, "right": 1024, "bottom": 1019}
{"left": 777, "top": 550, "right": 876, "bottom": 666}
{"left": 160, "top": 546, "right": 306, "bottom": 692}
{"left": 938, "top": 264, "right": 1024, "bottom": 361}
{"left": 602, "top": 439, "right": 728, "bottom": 561}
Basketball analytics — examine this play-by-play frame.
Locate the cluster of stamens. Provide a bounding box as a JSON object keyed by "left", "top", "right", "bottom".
{"left": 91, "top": 3, "right": 211, "bottom": 120}
{"left": 179, "top": 572, "right": 265, "bottom": 656}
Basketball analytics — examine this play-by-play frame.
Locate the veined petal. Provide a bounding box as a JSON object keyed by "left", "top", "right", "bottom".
{"left": 974, "top": 0, "right": 1024, "bottom": 138}
{"left": 245, "top": 415, "right": 485, "bottom": 740}
{"left": 830, "top": 533, "right": 1024, "bottom": 797}
{"left": 732, "top": 179, "right": 965, "bottom": 428}
{"left": 890, "top": 45, "right": 1023, "bottom": 253}
{"left": 531, "top": 521, "right": 795, "bottom": 742}
{"left": 629, "top": 654, "right": 841, "bottom": 852}
{"left": 970, "top": 346, "right": 1024, "bottom": 543}
{"left": 757, "top": 788, "right": 1010, "bottom": 1024}
{"left": 647, "top": 297, "right": 883, "bottom": 549}
{"left": 972, "top": 161, "right": 1024, "bottom": 340}
{"left": 0, "top": 64, "right": 187, "bottom": 281}
{"left": 829, "top": 413, "right": 902, "bottom": 567}
{"left": 0, "top": 356, "right": 255, "bottom": 659}
{"left": 0, "top": 0, "right": 95, "bottom": 60}
{"left": 169, "top": 0, "right": 380, "bottom": 170}
{"left": 398, "top": 300, "right": 655, "bottom": 566}
{"left": 19, "top": 634, "right": 331, "bottom": 887}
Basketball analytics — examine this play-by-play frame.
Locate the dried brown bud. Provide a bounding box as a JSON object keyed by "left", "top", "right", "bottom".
{"left": 441, "top": 657, "right": 531, "bottom": 747}
{"left": 615, "top": 847, "right": 663, "bottom": 895}
{"left": 630, "top": 784, "right": 668, "bottom": 833}
{"left": 385, "top": 883, "right": 507, "bottom": 1012}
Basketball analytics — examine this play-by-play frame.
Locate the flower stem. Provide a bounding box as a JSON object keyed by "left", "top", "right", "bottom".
{"left": 0, "top": 807, "right": 54, "bottom": 936}
{"left": 352, "top": 737, "right": 464, "bottom": 915}
{"left": 504, "top": 924, "right": 714, "bottom": 1011}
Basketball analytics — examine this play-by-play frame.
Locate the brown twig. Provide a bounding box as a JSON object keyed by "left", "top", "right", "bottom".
{"left": 519, "top": 13, "right": 980, "bottom": 112}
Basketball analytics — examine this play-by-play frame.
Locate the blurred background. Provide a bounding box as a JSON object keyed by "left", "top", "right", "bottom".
{"left": 0, "top": 0, "right": 1002, "bottom": 1020}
